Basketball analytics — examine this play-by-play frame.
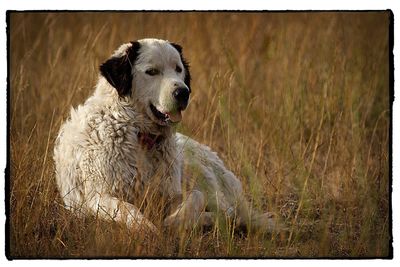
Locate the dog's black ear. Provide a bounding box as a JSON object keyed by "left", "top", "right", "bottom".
{"left": 170, "top": 42, "right": 191, "bottom": 91}
{"left": 100, "top": 41, "right": 141, "bottom": 97}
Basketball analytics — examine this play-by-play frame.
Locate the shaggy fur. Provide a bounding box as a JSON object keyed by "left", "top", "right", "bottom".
{"left": 54, "top": 38, "right": 277, "bottom": 235}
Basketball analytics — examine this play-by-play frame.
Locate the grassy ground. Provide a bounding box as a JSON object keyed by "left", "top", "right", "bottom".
{"left": 8, "top": 12, "right": 391, "bottom": 258}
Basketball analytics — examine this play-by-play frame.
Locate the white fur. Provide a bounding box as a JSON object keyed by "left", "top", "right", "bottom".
{"left": 54, "top": 38, "right": 277, "bottom": 235}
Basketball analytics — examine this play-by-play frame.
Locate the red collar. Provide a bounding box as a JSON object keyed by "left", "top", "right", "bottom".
{"left": 137, "top": 132, "right": 164, "bottom": 150}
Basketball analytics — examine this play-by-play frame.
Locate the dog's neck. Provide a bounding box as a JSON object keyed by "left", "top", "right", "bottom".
{"left": 93, "top": 78, "right": 174, "bottom": 149}
{"left": 137, "top": 132, "right": 164, "bottom": 150}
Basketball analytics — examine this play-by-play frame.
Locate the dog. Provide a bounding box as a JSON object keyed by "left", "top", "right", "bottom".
{"left": 54, "top": 38, "right": 278, "bottom": 235}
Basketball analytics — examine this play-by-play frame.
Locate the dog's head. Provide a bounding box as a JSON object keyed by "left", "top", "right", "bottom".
{"left": 100, "top": 38, "right": 191, "bottom": 126}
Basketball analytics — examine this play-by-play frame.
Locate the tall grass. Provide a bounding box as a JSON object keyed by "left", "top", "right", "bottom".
{"left": 9, "top": 12, "right": 391, "bottom": 258}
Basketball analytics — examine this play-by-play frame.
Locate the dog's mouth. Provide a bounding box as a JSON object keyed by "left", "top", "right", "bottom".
{"left": 150, "top": 103, "right": 182, "bottom": 125}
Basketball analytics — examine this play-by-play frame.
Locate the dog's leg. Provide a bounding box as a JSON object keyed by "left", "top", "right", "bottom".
{"left": 163, "top": 190, "right": 208, "bottom": 229}
{"left": 86, "top": 193, "right": 159, "bottom": 235}
{"left": 176, "top": 133, "right": 282, "bottom": 233}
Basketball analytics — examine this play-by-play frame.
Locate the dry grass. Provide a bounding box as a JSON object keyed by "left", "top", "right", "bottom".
{"left": 8, "top": 11, "right": 391, "bottom": 258}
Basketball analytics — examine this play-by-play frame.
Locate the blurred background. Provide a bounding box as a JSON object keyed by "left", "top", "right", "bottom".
{"left": 9, "top": 12, "right": 391, "bottom": 258}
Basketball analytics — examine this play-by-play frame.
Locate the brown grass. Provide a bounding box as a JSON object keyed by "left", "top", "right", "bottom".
{"left": 8, "top": 11, "right": 391, "bottom": 258}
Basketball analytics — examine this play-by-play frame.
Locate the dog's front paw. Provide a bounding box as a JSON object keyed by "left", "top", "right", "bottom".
{"left": 163, "top": 214, "right": 180, "bottom": 228}
{"left": 164, "top": 211, "right": 215, "bottom": 231}
{"left": 145, "top": 221, "right": 161, "bottom": 235}
{"left": 129, "top": 217, "right": 160, "bottom": 237}
{"left": 251, "top": 212, "right": 287, "bottom": 233}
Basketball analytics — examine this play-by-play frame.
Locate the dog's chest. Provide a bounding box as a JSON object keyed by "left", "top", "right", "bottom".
{"left": 134, "top": 147, "right": 167, "bottom": 179}
{"left": 85, "top": 108, "right": 178, "bottom": 196}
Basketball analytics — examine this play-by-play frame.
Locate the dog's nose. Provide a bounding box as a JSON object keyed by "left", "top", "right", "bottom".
{"left": 173, "top": 87, "right": 190, "bottom": 110}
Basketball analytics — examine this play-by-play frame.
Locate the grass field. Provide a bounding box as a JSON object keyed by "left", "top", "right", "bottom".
{"left": 8, "top": 12, "right": 391, "bottom": 258}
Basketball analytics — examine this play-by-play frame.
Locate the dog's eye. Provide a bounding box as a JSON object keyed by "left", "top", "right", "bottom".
{"left": 175, "top": 65, "right": 182, "bottom": 73}
{"left": 145, "top": 68, "right": 160, "bottom": 76}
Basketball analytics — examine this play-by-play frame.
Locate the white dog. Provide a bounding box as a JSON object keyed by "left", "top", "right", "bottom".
{"left": 54, "top": 38, "right": 277, "bottom": 235}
